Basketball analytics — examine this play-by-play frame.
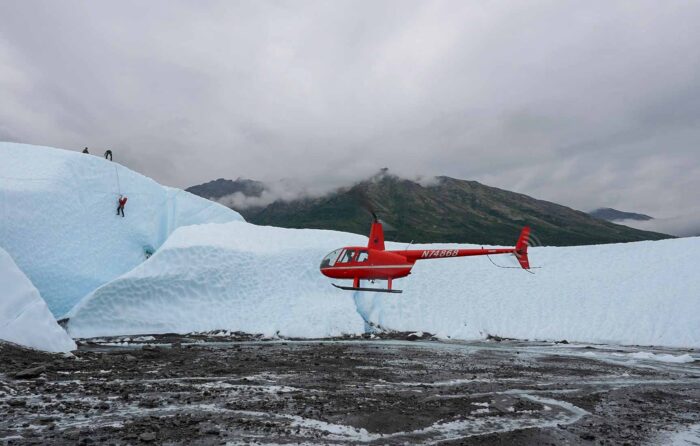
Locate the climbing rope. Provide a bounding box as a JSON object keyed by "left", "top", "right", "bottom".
{"left": 114, "top": 164, "right": 122, "bottom": 196}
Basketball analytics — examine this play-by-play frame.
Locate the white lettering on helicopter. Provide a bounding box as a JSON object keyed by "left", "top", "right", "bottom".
{"left": 421, "top": 249, "right": 459, "bottom": 258}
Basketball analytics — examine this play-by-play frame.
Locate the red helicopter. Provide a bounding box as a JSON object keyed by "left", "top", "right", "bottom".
{"left": 320, "top": 214, "right": 531, "bottom": 293}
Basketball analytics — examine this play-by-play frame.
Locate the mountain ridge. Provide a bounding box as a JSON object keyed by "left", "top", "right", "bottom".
{"left": 187, "top": 173, "right": 671, "bottom": 246}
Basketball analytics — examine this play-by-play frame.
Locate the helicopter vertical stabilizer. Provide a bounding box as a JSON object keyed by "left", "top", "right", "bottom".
{"left": 514, "top": 226, "right": 531, "bottom": 269}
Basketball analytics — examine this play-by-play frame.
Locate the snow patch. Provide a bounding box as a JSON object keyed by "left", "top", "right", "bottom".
{"left": 623, "top": 351, "right": 696, "bottom": 363}
{"left": 583, "top": 350, "right": 697, "bottom": 364}
{"left": 663, "top": 423, "right": 700, "bottom": 445}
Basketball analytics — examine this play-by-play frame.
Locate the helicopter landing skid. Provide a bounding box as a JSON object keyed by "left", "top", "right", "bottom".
{"left": 332, "top": 284, "right": 403, "bottom": 294}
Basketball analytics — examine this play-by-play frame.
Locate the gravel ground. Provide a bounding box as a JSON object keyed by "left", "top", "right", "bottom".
{"left": 1, "top": 332, "right": 699, "bottom": 445}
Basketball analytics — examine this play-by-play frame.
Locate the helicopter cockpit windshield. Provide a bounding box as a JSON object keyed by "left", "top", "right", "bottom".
{"left": 337, "top": 249, "right": 356, "bottom": 263}
{"left": 320, "top": 248, "right": 343, "bottom": 268}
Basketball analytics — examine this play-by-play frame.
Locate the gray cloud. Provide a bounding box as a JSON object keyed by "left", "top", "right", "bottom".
{"left": 619, "top": 212, "right": 700, "bottom": 238}
{"left": 216, "top": 177, "right": 331, "bottom": 210}
{"left": 1, "top": 0, "right": 700, "bottom": 233}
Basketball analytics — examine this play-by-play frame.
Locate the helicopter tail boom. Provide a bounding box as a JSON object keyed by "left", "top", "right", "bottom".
{"left": 397, "top": 226, "right": 531, "bottom": 270}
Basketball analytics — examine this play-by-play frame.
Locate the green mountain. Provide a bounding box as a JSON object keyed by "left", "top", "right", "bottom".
{"left": 187, "top": 174, "right": 671, "bottom": 246}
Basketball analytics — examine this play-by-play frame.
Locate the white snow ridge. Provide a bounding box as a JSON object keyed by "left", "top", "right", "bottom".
{"left": 0, "top": 247, "right": 76, "bottom": 352}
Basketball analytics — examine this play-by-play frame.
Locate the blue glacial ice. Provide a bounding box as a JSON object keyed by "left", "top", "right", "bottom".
{"left": 0, "top": 142, "right": 242, "bottom": 316}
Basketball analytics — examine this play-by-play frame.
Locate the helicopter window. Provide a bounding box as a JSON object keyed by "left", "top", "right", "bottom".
{"left": 320, "top": 248, "right": 343, "bottom": 268}
{"left": 337, "top": 249, "right": 356, "bottom": 263}
{"left": 356, "top": 250, "right": 369, "bottom": 262}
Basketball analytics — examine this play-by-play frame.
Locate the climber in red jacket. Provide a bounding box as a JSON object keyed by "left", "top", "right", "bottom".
{"left": 116, "top": 195, "right": 127, "bottom": 217}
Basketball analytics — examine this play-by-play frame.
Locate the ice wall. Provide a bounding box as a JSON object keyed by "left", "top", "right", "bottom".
{"left": 0, "top": 142, "right": 242, "bottom": 316}
{"left": 68, "top": 222, "right": 368, "bottom": 338}
{"left": 0, "top": 247, "right": 76, "bottom": 352}
{"left": 68, "top": 219, "right": 700, "bottom": 348}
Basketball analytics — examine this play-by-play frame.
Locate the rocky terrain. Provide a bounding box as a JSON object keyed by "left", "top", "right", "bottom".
{"left": 1, "top": 333, "right": 699, "bottom": 445}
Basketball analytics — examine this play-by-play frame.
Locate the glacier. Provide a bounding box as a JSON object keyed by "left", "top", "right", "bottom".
{"left": 68, "top": 218, "right": 700, "bottom": 348}
{"left": 3, "top": 142, "right": 699, "bottom": 348}
{"left": 0, "top": 246, "right": 76, "bottom": 352}
{"left": 0, "top": 142, "right": 242, "bottom": 316}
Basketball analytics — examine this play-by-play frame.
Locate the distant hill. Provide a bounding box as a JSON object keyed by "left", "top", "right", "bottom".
{"left": 187, "top": 173, "right": 671, "bottom": 246}
{"left": 589, "top": 208, "right": 653, "bottom": 222}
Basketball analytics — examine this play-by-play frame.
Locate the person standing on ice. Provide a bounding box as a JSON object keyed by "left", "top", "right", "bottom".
{"left": 116, "top": 195, "right": 127, "bottom": 217}
{"left": 104, "top": 149, "right": 113, "bottom": 161}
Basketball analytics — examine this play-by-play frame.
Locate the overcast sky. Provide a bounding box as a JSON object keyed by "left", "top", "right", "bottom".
{"left": 1, "top": 1, "right": 699, "bottom": 235}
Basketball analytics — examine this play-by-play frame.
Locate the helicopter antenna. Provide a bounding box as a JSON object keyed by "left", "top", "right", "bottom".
{"left": 404, "top": 240, "right": 414, "bottom": 250}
